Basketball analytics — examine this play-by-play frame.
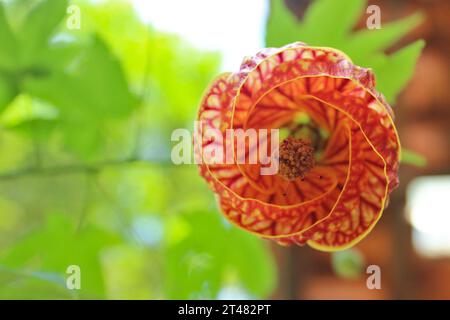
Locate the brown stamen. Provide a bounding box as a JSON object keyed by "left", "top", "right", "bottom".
{"left": 279, "top": 137, "right": 315, "bottom": 181}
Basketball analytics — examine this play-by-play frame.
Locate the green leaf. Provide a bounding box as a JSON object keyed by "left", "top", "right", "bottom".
{"left": 401, "top": 148, "right": 427, "bottom": 167}
{"left": 0, "top": 73, "right": 17, "bottom": 112}
{"left": 101, "top": 245, "right": 164, "bottom": 299}
{"left": 165, "top": 211, "right": 276, "bottom": 299}
{"left": 266, "top": 0, "right": 301, "bottom": 47}
{"left": 74, "top": 1, "right": 220, "bottom": 130}
{"left": 23, "top": 35, "right": 138, "bottom": 157}
{"left": 0, "top": 3, "right": 18, "bottom": 69}
{"left": 265, "top": 0, "right": 425, "bottom": 105}
{"left": 331, "top": 249, "right": 365, "bottom": 279}
{"left": 35, "top": 41, "right": 84, "bottom": 73}
{"left": 299, "top": 0, "right": 365, "bottom": 46}
{"left": 0, "top": 212, "right": 120, "bottom": 298}
{"left": 347, "top": 12, "right": 424, "bottom": 63}
{"left": 18, "top": 0, "right": 69, "bottom": 66}
{"left": 267, "top": 0, "right": 366, "bottom": 47}
{"left": 374, "top": 40, "right": 425, "bottom": 104}
{"left": 0, "top": 266, "right": 75, "bottom": 299}
{"left": 0, "top": 94, "right": 58, "bottom": 145}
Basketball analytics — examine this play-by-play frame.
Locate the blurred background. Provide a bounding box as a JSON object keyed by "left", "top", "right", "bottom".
{"left": 0, "top": 0, "right": 448, "bottom": 299}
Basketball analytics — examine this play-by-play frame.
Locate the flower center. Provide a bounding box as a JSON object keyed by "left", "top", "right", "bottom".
{"left": 279, "top": 136, "right": 315, "bottom": 181}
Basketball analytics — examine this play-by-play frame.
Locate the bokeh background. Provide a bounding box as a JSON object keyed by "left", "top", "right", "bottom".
{"left": 0, "top": 0, "right": 448, "bottom": 299}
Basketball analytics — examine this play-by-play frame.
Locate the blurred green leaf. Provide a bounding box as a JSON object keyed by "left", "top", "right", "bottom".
{"left": 0, "top": 212, "right": 120, "bottom": 298}
{"left": 0, "top": 3, "right": 18, "bottom": 70}
{"left": 372, "top": 40, "right": 425, "bottom": 104}
{"left": 0, "top": 0, "right": 276, "bottom": 301}
{"left": 299, "top": 0, "right": 365, "bottom": 45}
{"left": 24, "top": 35, "right": 138, "bottom": 157}
{"left": 17, "top": 0, "right": 68, "bottom": 66}
{"left": 77, "top": 0, "right": 220, "bottom": 128}
{"left": 266, "top": 0, "right": 424, "bottom": 105}
{"left": 0, "top": 3, "right": 18, "bottom": 111}
{"left": 0, "top": 74, "right": 17, "bottom": 112}
{"left": 401, "top": 148, "right": 427, "bottom": 167}
{"left": 0, "top": 266, "right": 75, "bottom": 299}
{"left": 266, "top": 0, "right": 301, "bottom": 47}
{"left": 35, "top": 41, "right": 84, "bottom": 73}
{"left": 331, "top": 249, "right": 365, "bottom": 279}
{"left": 0, "top": 94, "right": 58, "bottom": 128}
{"left": 101, "top": 245, "right": 163, "bottom": 299}
{"left": 165, "top": 211, "right": 276, "bottom": 299}
{"left": 346, "top": 13, "right": 424, "bottom": 62}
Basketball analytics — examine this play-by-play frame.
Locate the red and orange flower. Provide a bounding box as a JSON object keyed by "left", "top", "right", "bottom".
{"left": 197, "top": 42, "right": 400, "bottom": 251}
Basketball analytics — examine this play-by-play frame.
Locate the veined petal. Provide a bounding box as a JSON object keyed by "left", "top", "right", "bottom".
{"left": 198, "top": 74, "right": 343, "bottom": 239}
{"left": 283, "top": 125, "right": 388, "bottom": 250}
{"left": 232, "top": 43, "right": 399, "bottom": 192}
{"left": 197, "top": 42, "right": 400, "bottom": 251}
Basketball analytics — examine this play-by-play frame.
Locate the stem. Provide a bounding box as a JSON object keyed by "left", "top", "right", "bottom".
{"left": 0, "top": 157, "right": 171, "bottom": 181}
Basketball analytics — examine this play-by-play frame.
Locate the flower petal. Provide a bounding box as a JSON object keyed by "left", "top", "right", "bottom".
{"left": 197, "top": 43, "right": 400, "bottom": 250}
{"left": 232, "top": 43, "right": 399, "bottom": 192}
{"left": 198, "top": 74, "right": 343, "bottom": 239}
{"left": 229, "top": 43, "right": 399, "bottom": 248}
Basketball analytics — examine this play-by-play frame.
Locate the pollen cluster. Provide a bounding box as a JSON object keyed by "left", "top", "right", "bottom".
{"left": 279, "top": 136, "right": 315, "bottom": 181}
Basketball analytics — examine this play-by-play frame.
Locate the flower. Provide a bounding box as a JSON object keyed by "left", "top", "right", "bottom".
{"left": 196, "top": 42, "right": 400, "bottom": 251}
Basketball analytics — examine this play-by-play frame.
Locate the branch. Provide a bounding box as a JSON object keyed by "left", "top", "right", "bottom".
{"left": 0, "top": 157, "right": 171, "bottom": 181}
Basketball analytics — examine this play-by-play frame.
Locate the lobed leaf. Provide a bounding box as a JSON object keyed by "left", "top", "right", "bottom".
{"left": 374, "top": 40, "right": 425, "bottom": 104}
{"left": 266, "top": 0, "right": 425, "bottom": 105}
